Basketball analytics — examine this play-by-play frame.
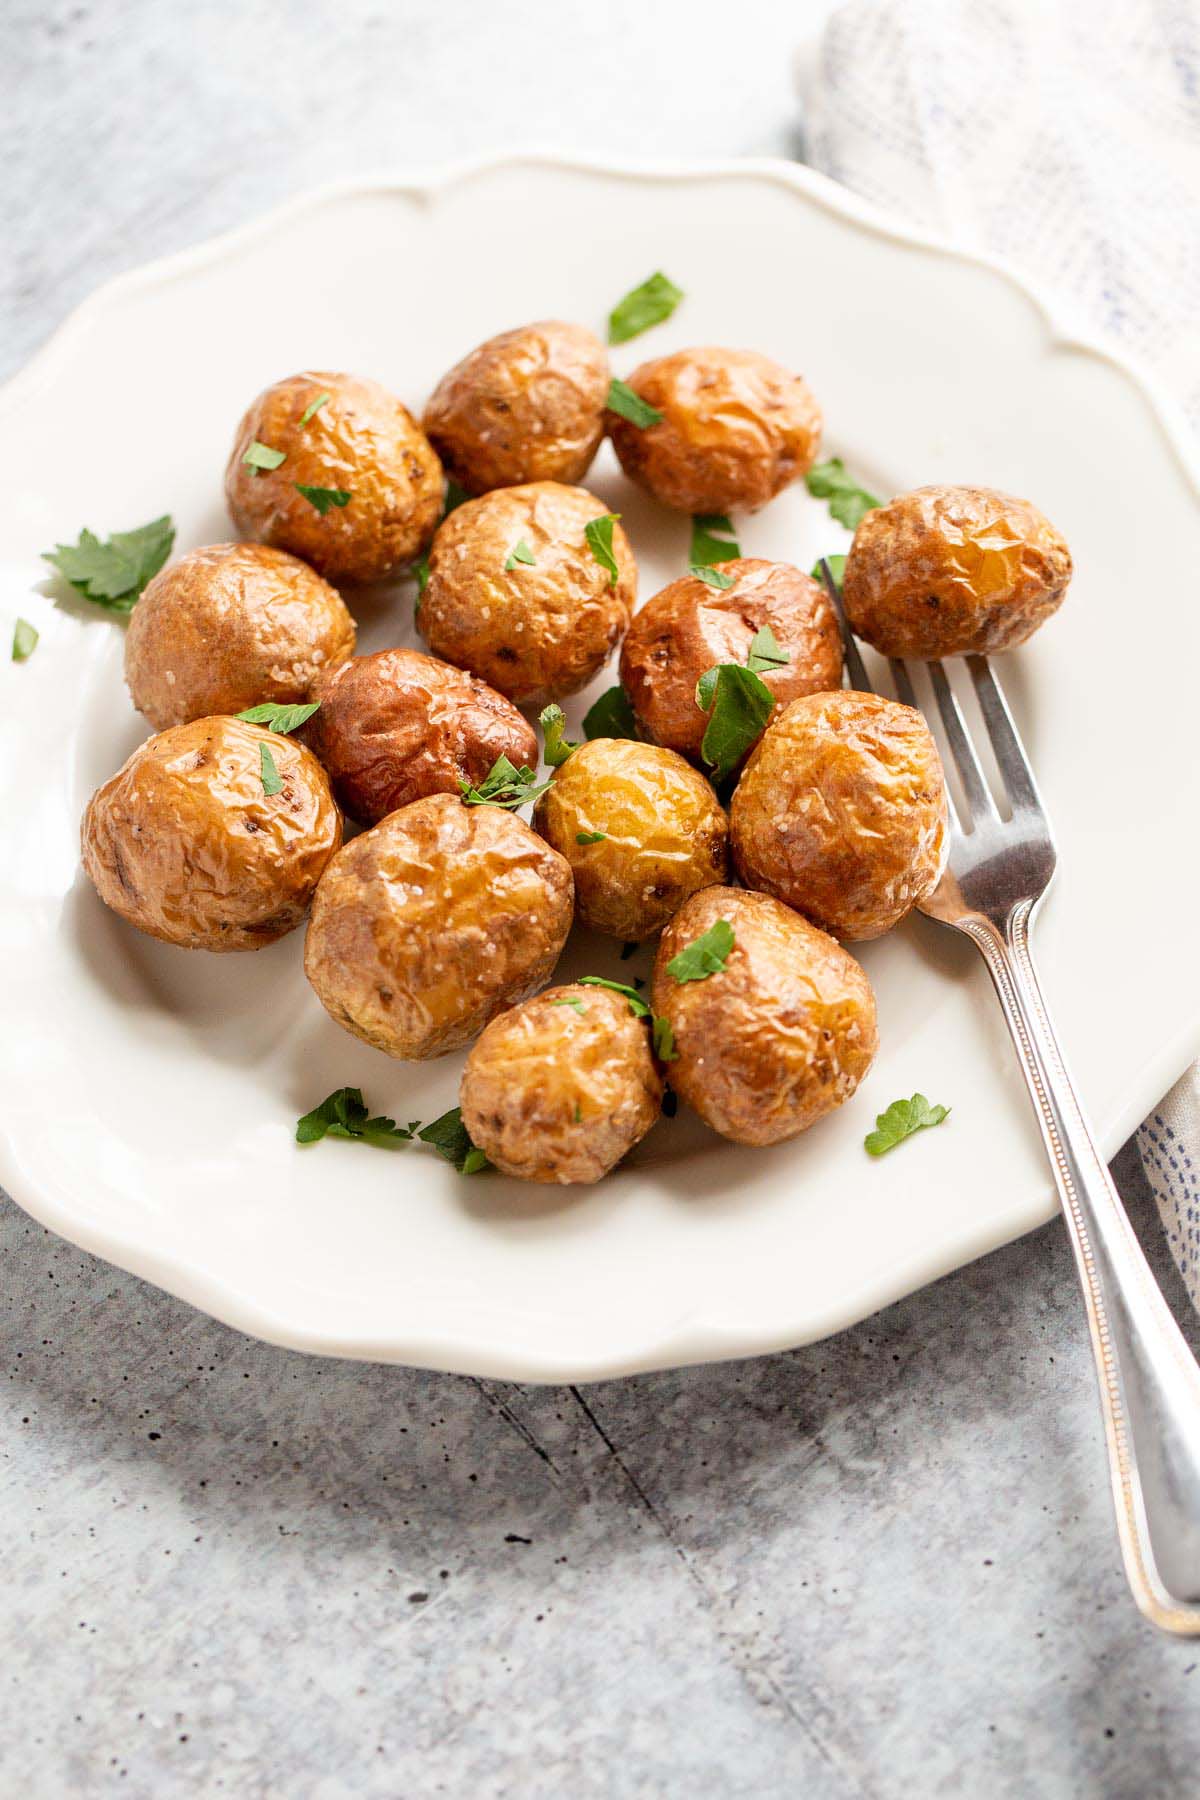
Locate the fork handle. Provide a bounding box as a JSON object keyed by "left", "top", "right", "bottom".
{"left": 963, "top": 898, "right": 1200, "bottom": 1635}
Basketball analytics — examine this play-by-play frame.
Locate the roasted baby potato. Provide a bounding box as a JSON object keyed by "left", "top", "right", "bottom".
{"left": 606, "top": 347, "right": 822, "bottom": 514}
{"left": 81, "top": 716, "right": 341, "bottom": 951}
{"left": 224, "top": 370, "right": 444, "bottom": 584}
{"left": 619, "top": 558, "right": 843, "bottom": 760}
{"left": 460, "top": 983, "right": 663, "bottom": 1184}
{"left": 124, "top": 542, "right": 356, "bottom": 731}
{"left": 731, "top": 691, "right": 948, "bottom": 940}
{"left": 842, "top": 484, "right": 1073, "bottom": 658}
{"left": 651, "top": 887, "right": 877, "bottom": 1146}
{"left": 304, "top": 792, "right": 573, "bottom": 1060}
{"left": 417, "top": 482, "right": 636, "bottom": 705}
{"left": 423, "top": 320, "right": 609, "bottom": 495}
{"left": 305, "top": 647, "right": 537, "bottom": 825}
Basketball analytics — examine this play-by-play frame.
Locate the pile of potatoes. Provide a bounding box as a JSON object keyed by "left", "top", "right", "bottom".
{"left": 83, "top": 319, "right": 1072, "bottom": 1184}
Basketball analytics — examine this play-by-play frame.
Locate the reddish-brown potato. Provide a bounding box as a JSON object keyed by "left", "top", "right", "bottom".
{"left": 651, "top": 887, "right": 878, "bottom": 1146}
{"left": 417, "top": 482, "right": 636, "bottom": 705}
{"left": 619, "top": 559, "right": 843, "bottom": 760}
{"left": 303, "top": 792, "right": 573, "bottom": 1060}
{"left": 731, "top": 691, "right": 948, "bottom": 940}
{"left": 305, "top": 648, "right": 537, "bottom": 825}
{"left": 423, "top": 320, "right": 609, "bottom": 494}
{"left": 224, "top": 370, "right": 444, "bottom": 583}
{"left": 124, "top": 542, "right": 356, "bottom": 730}
{"left": 606, "top": 347, "right": 822, "bottom": 514}
{"left": 81, "top": 716, "right": 341, "bottom": 952}
{"left": 460, "top": 983, "right": 663, "bottom": 1184}
{"left": 842, "top": 484, "right": 1073, "bottom": 658}
{"left": 533, "top": 738, "right": 728, "bottom": 940}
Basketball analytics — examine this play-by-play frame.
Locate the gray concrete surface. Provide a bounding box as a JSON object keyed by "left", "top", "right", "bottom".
{"left": 4, "top": 2, "right": 1198, "bottom": 1793}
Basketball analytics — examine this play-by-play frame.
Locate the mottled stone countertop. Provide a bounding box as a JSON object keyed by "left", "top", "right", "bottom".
{"left": 4, "top": 2, "right": 1197, "bottom": 1793}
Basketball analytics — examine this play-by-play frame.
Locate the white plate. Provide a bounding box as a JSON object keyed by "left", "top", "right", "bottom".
{"left": 1, "top": 156, "right": 1197, "bottom": 1382}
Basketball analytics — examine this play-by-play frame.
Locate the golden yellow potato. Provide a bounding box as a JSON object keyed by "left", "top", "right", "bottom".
{"left": 651, "top": 887, "right": 878, "bottom": 1146}
{"left": 533, "top": 738, "right": 728, "bottom": 940}
{"left": 842, "top": 484, "right": 1072, "bottom": 657}
{"left": 417, "top": 482, "right": 636, "bottom": 705}
{"left": 303, "top": 792, "right": 573, "bottom": 1060}
{"left": 423, "top": 320, "right": 609, "bottom": 494}
{"left": 224, "top": 370, "right": 444, "bottom": 584}
{"left": 606, "top": 347, "right": 822, "bottom": 514}
{"left": 731, "top": 691, "right": 948, "bottom": 940}
{"left": 619, "top": 558, "right": 843, "bottom": 761}
{"left": 124, "top": 542, "right": 356, "bottom": 730}
{"left": 81, "top": 716, "right": 341, "bottom": 951}
{"left": 305, "top": 647, "right": 537, "bottom": 825}
{"left": 460, "top": 983, "right": 663, "bottom": 1184}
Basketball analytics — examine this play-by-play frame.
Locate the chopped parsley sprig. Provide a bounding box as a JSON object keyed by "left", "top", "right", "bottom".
{"left": 539, "top": 704, "right": 579, "bottom": 768}
{"left": 577, "top": 976, "right": 677, "bottom": 1063}
{"left": 805, "top": 459, "right": 881, "bottom": 531}
{"left": 864, "top": 1094, "right": 950, "bottom": 1157}
{"left": 459, "top": 754, "right": 551, "bottom": 809}
{"left": 608, "top": 272, "right": 683, "bottom": 345}
{"left": 42, "top": 515, "right": 175, "bottom": 614}
{"left": 297, "top": 1090, "right": 488, "bottom": 1172}
{"left": 665, "top": 920, "right": 735, "bottom": 984}
{"left": 236, "top": 701, "right": 320, "bottom": 733}
{"left": 606, "top": 379, "right": 662, "bottom": 429}
{"left": 583, "top": 685, "right": 637, "bottom": 741}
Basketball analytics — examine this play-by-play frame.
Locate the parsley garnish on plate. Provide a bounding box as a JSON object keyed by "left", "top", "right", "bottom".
{"left": 584, "top": 513, "right": 622, "bottom": 587}
{"left": 606, "top": 378, "right": 663, "bottom": 429}
{"left": 577, "top": 977, "right": 677, "bottom": 1062}
{"left": 539, "top": 704, "right": 579, "bottom": 768}
{"left": 42, "top": 514, "right": 175, "bottom": 614}
{"left": 608, "top": 271, "right": 684, "bottom": 345}
{"left": 583, "top": 684, "right": 637, "bottom": 741}
{"left": 299, "top": 391, "right": 332, "bottom": 426}
{"left": 237, "top": 701, "right": 320, "bottom": 733}
{"left": 12, "top": 618, "right": 38, "bottom": 662}
{"left": 296, "top": 1087, "right": 416, "bottom": 1148}
{"left": 805, "top": 459, "right": 881, "bottom": 531}
{"left": 459, "top": 754, "right": 551, "bottom": 809}
{"left": 689, "top": 513, "right": 740, "bottom": 569}
{"left": 259, "top": 742, "right": 284, "bottom": 795}
{"left": 746, "top": 625, "right": 789, "bottom": 674}
{"left": 665, "top": 919, "right": 735, "bottom": 984}
{"left": 811, "top": 552, "right": 847, "bottom": 588}
{"left": 864, "top": 1094, "right": 951, "bottom": 1156}
{"left": 504, "top": 537, "right": 536, "bottom": 571}
{"left": 576, "top": 830, "right": 606, "bottom": 845}
{"left": 295, "top": 484, "right": 351, "bottom": 515}
{"left": 243, "top": 440, "right": 287, "bottom": 472}
{"left": 691, "top": 565, "right": 734, "bottom": 591}
{"left": 418, "top": 1107, "right": 490, "bottom": 1175}
{"left": 696, "top": 664, "right": 775, "bottom": 782}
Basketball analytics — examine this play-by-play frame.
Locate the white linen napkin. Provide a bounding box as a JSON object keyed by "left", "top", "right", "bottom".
{"left": 795, "top": 0, "right": 1200, "bottom": 1303}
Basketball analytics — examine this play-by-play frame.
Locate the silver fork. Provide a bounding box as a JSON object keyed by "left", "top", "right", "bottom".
{"left": 819, "top": 560, "right": 1200, "bottom": 1636}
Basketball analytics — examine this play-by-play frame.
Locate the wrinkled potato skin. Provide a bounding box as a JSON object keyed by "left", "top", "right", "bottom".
{"left": 731, "top": 692, "right": 948, "bottom": 941}
{"left": 533, "top": 739, "right": 728, "bottom": 940}
{"left": 652, "top": 888, "right": 877, "bottom": 1147}
{"left": 606, "top": 347, "right": 822, "bottom": 514}
{"left": 81, "top": 717, "right": 341, "bottom": 952}
{"left": 424, "top": 321, "right": 609, "bottom": 495}
{"left": 224, "top": 370, "right": 444, "bottom": 583}
{"left": 124, "top": 542, "right": 356, "bottom": 730}
{"left": 843, "top": 484, "right": 1072, "bottom": 657}
{"left": 305, "top": 648, "right": 537, "bottom": 825}
{"left": 304, "top": 793, "right": 573, "bottom": 1060}
{"left": 418, "top": 482, "right": 636, "bottom": 705}
{"left": 460, "top": 984, "right": 663, "bottom": 1184}
{"left": 619, "top": 559, "right": 843, "bottom": 760}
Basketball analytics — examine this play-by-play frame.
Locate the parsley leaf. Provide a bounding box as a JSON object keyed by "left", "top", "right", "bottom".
{"left": 584, "top": 514, "right": 622, "bottom": 587}
{"left": 551, "top": 997, "right": 587, "bottom": 1015}
{"left": 418, "top": 1107, "right": 490, "bottom": 1174}
{"left": 539, "top": 703, "right": 579, "bottom": 768}
{"left": 690, "top": 565, "right": 734, "bottom": 590}
{"left": 296, "top": 1087, "right": 414, "bottom": 1148}
{"left": 608, "top": 271, "right": 684, "bottom": 345}
{"left": 652, "top": 1015, "right": 677, "bottom": 1063}
{"left": 295, "top": 484, "right": 351, "bottom": 515}
{"left": 259, "top": 742, "right": 283, "bottom": 795}
{"left": 746, "top": 625, "right": 789, "bottom": 673}
{"left": 864, "top": 1094, "right": 951, "bottom": 1157}
{"left": 583, "top": 684, "right": 637, "bottom": 741}
{"left": 504, "top": 537, "right": 536, "bottom": 571}
{"left": 811, "top": 553, "right": 847, "bottom": 589}
{"left": 12, "top": 618, "right": 38, "bottom": 662}
{"left": 805, "top": 459, "right": 881, "bottom": 531}
{"left": 299, "top": 391, "right": 332, "bottom": 426}
{"left": 42, "top": 515, "right": 175, "bottom": 614}
{"left": 690, "top": 513, "right": 740, "bottom": 568}
{"left": 578, "top": 975, "right": 650, "bottom": 1019}
{"left": 236, "top": 701, "right": 320, "bottom": 733}
{"left": 576, "top": 830, "right": 606, "bottom": 844}
{"left": 459, "top": 754, "right": 550, "bottom": 809}
{"left": 698, "top": 664, "right": 775, "bottom": 781}
{"left": 666, "top": 919, "right": 735, "bottom": 984}
{"left": 243, "top": 440, "right": 287, "bottom": 472}
{"left": 606, "top": 378, "right": 663, "bottom": 429}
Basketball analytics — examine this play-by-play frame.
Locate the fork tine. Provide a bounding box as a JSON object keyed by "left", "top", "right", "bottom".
{"left": 818, "top": 559, "right": 872, "bottom": 692}
{"left": 928, "top": 661, "right": 999, "bottom": 827}
{"left": 888, "top": 657, "right": 919, "bottom": 707}
{"left": 967, "top": 656, "right": 1042, "bottom": 815}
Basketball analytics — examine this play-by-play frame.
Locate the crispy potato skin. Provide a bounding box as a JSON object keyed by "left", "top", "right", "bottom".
{"left": 533, "top": 738, "right": 728, "bottom": 940}
{"left": 731, "top": 691, "right": 948, "bottom": 941}
{"left": 843, "top": 484, "right": 1072, "bottom": 658}
{"left": 303, "top": 792, "right": 573, "bottom": 1060}
{"left": 81, "top": 717, "right": 341, "bottom": 951}
{"left": 123, "top": 542, "right": 356, "bottom": 730}
{"left": 606, "top": 347, "right": 822, "bottom": 514}
{"left": 418, "top": 482, "right": 636, "bottom": 705}
{"left": 423, "top": 320, "right": 609, "bottom": 495}
{"left": 224, "top": 370, "right": 444, "bottom": 584}
{"left": 619, "top": 559, "right": 844, "bottom": 760}
{"left": 460, "top": 984, "right": 663, "bottom": 1184}
{"left": 305, "top": 648, "right": 537, "bottom": 825}
{"left": 652, "top": 888, "right": 877, "bottom": 1146}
